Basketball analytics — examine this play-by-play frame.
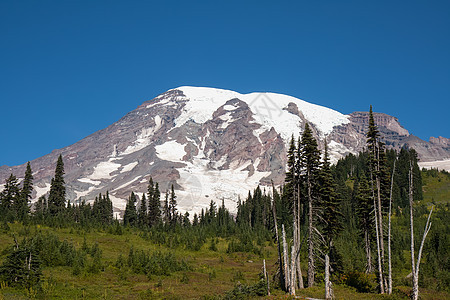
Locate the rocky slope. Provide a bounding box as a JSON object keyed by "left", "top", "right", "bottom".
{"left": 1, "top": 87, "right": 449, "bottom": 216}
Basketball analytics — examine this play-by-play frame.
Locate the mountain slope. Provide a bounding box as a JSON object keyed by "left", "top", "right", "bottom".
{"left": 1, "top": 86, "right": 449, "bottom": 216}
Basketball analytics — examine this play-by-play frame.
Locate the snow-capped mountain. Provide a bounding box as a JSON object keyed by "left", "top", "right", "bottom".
{"left": 1, "top": 86, "right": 449, "bottom": 216}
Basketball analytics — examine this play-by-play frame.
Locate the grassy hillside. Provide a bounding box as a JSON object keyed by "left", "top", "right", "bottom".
{"left": 0, "top": 169, "right": 448, "bottom": 299}
{"left": 421, "top": 169, "right": 450, "bottom": 204}
{"left": 0, "top": 224, "right": 276, "bottom": 299}
{"left": 0, "top": 222, "right": 448, "bottom": 299}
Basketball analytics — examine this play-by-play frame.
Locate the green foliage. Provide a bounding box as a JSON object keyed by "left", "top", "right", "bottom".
{"left": 48, "top": 155, "right": 66, "bottom": 215}
{"left": 222, "top": 277, "right": 268, "bottom": 299}
{"left": 0, "top": 244, "right": 42, "bottom": 288}
{"left": 120, "top": 246, "right": 189, "bottom": 277}
{"left": 422, "top": 168, "right": 450, "bottom": 204}
{"left": 341, "top": 270, "right": 377, "bottom": 293}
{"left": 123, "top": 192, "right": 138, "bottom": 226}
{"left": 0, "top": 174, "right": 20, "bottom": 222}
{"left": 180, "top": 272, "right": 190, "bottom": 284}
{"left": 226, "top": 232, "right": 262, "bottom": 255}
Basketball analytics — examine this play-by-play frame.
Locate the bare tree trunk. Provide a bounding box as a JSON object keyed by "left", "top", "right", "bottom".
{"left": 376, "top": 145, "right": 386, "bottom": 290}
{"left": 409, "top": 162, "right": 433, "bottom": 300}
{"left": 271, "top": 189, "right": 284, "bottom": 289}
{"left": 325, "top": 253, "right": 332, "bottom": 300}
{"left": 307, "top": 171, "right": 315, "bottom": 287}
{"left": 282, "top": 224, "right": 291, "bottom": 292}
{"left": 297, "top": 183, "right": 304, "bottom": 289}
{"left": 263, "top": 259, "right": 270, "bottom": 296}
{"left": 409, "top": 163, "right": 417, "bottom": 299}
{"left": 290, "top": 245, "right": 296, "bottom": 296}
{"left": 388, "top": 159, "right": 396, "bottom": 294}
{"left": 364, "top": 230, "right": 373, "bottom": 273}
{"left": 371, "top": 170, "right": 385, "bottom": 294}
{"left": 412, "top": 207, "right": 433, "bottom": 300}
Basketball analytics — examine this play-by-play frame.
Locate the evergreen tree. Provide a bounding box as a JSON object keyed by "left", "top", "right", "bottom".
{"left": 354, "top": 174, "right": 374, "bottom": 273}
{"left": 0, "top": 243, "right": 42, "bottom": 288}
{"left": 192, "top": 213, "right": 199, "bottom": 226}
{"left": 48, "top": 155, "right": 66, "bottom": 216}
{"left": 138, "top": 193, "right": 148, "bottom": 227}
{"left": 123, "top": 192, "right": 138, "bottom": 226}
{"left": 0, "top": 174, "right": 20, "bottom": 221}
{"left": 147, "top": 178, "right": 161, "bottom": 226}
{"left": 366, "top": 106, "right": 388, "bottom": 293}
{"left": 17, "top": 162, "right": 33, "bottom": 221}
{"left": 169, "top": 184, "right": 177, "bottom": 224}
{"left": 163, "top": 191, "right": 170, "bottom": 224}
{"left": 285, "top": 135, "right": 297, "bottom": 209}
{"left": 396, "top": 148, "right": 423, "bottom": 208}
{"left": 298, "top": 122, "right": 321, "bottom": 287}
{"left": 92, "top": 192, "right": 113, "bottom": 224}
{"left": 319, "top": 142, "right": 342, "bottom": 298}
{"left": 182, "top": 212, "right": 190, "bottom": 227}
{"left": 319, "top": 142, "right": 343, "bottom": 247}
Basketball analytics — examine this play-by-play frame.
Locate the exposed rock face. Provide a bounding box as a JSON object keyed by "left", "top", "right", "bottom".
{"left": 430, "top": 136, "right": 450, "bottom": 148}
{"left": 0, "top": 87, "right": 448, "bottom": 216}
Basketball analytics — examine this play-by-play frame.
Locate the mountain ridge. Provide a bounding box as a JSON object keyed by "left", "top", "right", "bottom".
{"left": 1, "top": 86, "right": 448, "bottom": 217}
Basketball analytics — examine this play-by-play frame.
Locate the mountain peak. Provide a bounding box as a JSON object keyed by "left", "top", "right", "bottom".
{"left": 0, "top": 87, "right": 448, "bottom": 217}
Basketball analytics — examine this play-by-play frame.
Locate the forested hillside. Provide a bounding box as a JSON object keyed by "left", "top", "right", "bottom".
{"left": 0, "top": 109, "right": 448, "bottom": 299}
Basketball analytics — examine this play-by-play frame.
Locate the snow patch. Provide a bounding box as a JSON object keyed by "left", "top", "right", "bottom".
{"left": 173, "top": 150, "right": 270, "bottom": 215}
{"left": 418, "top": 159, "right": 450, "bottom": 172}
{"left": 155, "top": 140, "right": 186, "bottom": 161}
{"left": 89, "top": 159, "right": 121, "bottom": 180}
{"left": 219, "top": 112, "right": 234, "bottom": 129}
{"left": 108, "top": 194, "right": 127, "bottom": 211}
{"left": 223, "top": 104, "right": 238, "bottom": 111}
{"left": 78, "top": 178, "right": 101, "bottom": 186}
{"left": 34, "top": 183, "right": 51, "bottom": 200}
{"left": 328, "top": 140, "right": 354, "bottom": 164}
{"left": 121, "top": 116, "right": 163, "bottom": 156}
{"left": 113, "top": 176, "right": 142, "bottom": 191}
{"left": 121, "top": 162, "right": 138, "bottom": 173}
{"left": 75, "top": 186, "right": 98, "bottom": 199}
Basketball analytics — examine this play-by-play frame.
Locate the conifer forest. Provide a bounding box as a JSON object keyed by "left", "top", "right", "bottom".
{"left": 0, "top": 109, "right": 448, "bottom": 299}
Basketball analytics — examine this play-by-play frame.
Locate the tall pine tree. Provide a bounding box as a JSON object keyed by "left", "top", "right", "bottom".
{"left": 147, "top": 178, "right": 161, "bottom": 226}
{"left": 48, "top": 155, "right": 66, "bottom": 216}
{"left": 138, "top": 193, "right": 148, "bottom": 227}
{"left": 367, "top": 105, "right": 387, "bottom": 293}
{"left": 299, "top": 122, "right": 321, "bottom": 287}
{"left": 17, "top": 162, "right": 33, "bottom": 221}
{"left": 0, "top": 174, "right": 20, "bottom": 221}
{"left": 169, "top": 184, "right": 177, "bottom": 225}
{"left": 123, "top": 192, "right": 138, "bottom": 226}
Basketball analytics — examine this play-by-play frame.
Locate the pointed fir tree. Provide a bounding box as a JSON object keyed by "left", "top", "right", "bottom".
{"left": 147, "top": 178, "right": 161, "bottom": 226}
{"left": 0, "top": 242, "right": 42, "bottom": 288}
{"left": 48, "top": 155, "right": 66, "bottom": 216}
{"left": 0, "top": 174, "right": 20, "bottom": 221}
{"left": 169, "top": 184, "right": 177, "bottom": 224}
{"left": 354, "top": 174, "right": 375, "bottom": 273}
{"left": 163, "top": 190, "right": 170, "bottom": 224}
{"left": 17, "top": 162, "right": 33, "bottom": 221}
{"left": 192, "top": 213, "right": 199, "bottom": 226}
{"left": 138, "top": 193, "right": 148, "bottom": 227}
{"left": 123, "top": 192, "right": 138, "bottom": 227}
{"left": 299, "top": 122, "right": 321, "bottom": 287}
{"left": 319, "top": 142, "right": 343, "bottom": 248}
{"left": 366, "top": 106, "right": 387, "bottom": 293}
{"left": 285, "top": 135, "right": 297, "bottom": 210}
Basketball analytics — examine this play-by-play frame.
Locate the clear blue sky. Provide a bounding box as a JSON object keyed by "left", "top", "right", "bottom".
{"left": 1, "top": 0, "right": 449, "bottom": 166}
